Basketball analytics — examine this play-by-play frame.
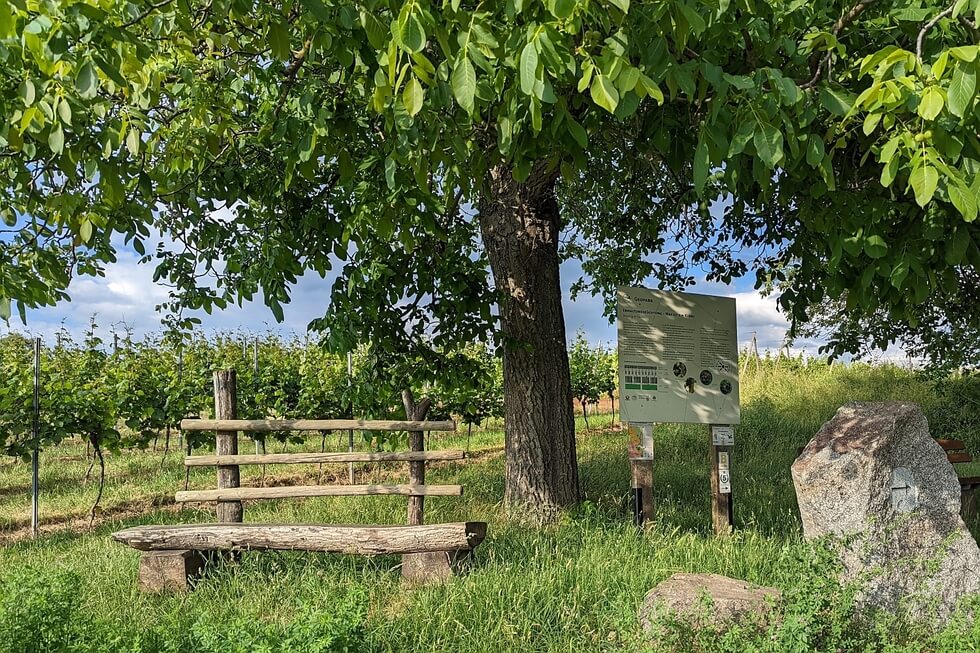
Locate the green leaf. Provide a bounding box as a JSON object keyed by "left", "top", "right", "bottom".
{"left": 298, "top": 130, "right": 316, "bottom": 162}
{"left": 753, "top": 123, "right": 783, "bottom": 168}
{"left": 819, "top": 87, "right": 853, "bottom": 117}
{"left": 399, "top": 13, "right": 425, "bottom": 53}
{"left": 890, "top": 258, "right": 910, "bottom": 289}
{"left": 948, "top": 63, "right": 977, "bottom": 118}
{"left": 806, "top": 137, "right": 825, "bottom": 166}
{"left": 126, "top": 128, "right": 140, "bottom": 156}
{"left": 677, "top": 3, "right": 706, "bottom": 35}
{"left": 402, "top": 77, "right": 424, "bottom": 117}
{"left": 0, "top": 2, "right": 13, "bottom": 38}
{"left": 550, "top": 0, "right": 576, "bottom": 19}
{"left": 637, "top": 74, "right": 664, "bottom": 103}
{"left": 909, "top": 163, "right": 939, "bottom": 206}
{"left": 693, "top": 136, "right": 709, "bottom": 193}
{"left": 57, "top": 98, "right": 72, "bottom": 126}
{"left": 933, "top": 52, "right": 951, "bottom": 79}
{"left": 946, "top": 230, "right": 969, "bottom": 264}
{"left": 384, "top": 156, "right": 396, "bottom": 190}
{"left": 879, "top": 136, "right": 900, "bottom": 163}
{"left": 880, "top": 155, "right": 899, "bottom": 187}
{"left": 578, "top": 61, "right": 594, "bottom": 93}
{"left": 519, "top": 41, "right": 538, "bottom": 96}
{"left": 608, "top": 0, "right": 629, "bottom": 13}
{"left": 949, "top": 46, "right": 979, "bottom": 62}
{"left": 301, "top": 0, "right": 332, "bottom": 22}
{"left": 268, "top": 22, "right": 291, "bottom": 60}
{"left": 864, "top": 234, "right": 887, "bottom": 259}
{"left": 917, "top": 86, "right": 945, "bottom": 120}
{"left": 48, "top": 124, "right": 64, "bottom": 154}
{"left": 567, "top": 116, "right": 587, "bottom": 148}
{"left": 361, "top": 11, "right": 388, "bottom": 50}
{"left": 862, "top": 112, "right": 881, "bottom": 136}
{"left": 451, "top": 57, "right": 476, "bottom": 114}
{"left": 949, "top": 182, "right": 979, "bottom": 221}
{"left": 19, "top": 79, "right": 35, "bottom": 106}
{"left": 0, "top": 298, "right": 9, "bottom": 322}
{"left": 79, "top": 219, "right": 93, "bottom": 243}
{"left": 590, "top": 74, "right": 619, "bottom": 113}
{"left": 75, "top": 61, "right": 98, "bottom": 100}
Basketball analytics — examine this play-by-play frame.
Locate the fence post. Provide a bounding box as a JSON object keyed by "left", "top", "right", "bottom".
{"left": 401, "top": 391, "right": 449, "bottom": 583}
{"left": 214, "top": 370, "right": 242, "bottom": 523}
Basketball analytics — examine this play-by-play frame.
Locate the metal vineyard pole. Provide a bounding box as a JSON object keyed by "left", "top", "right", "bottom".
{"left": 31, "top": 337, "right": 40, "bottom": 538}
{"left": 347, "top": 351, "right": 354, "bottom": 483}
{"left": 176, "top": 349, "right": 184, "bottom": 448}
{"left": 253, "top": 340, "right": 260, "bottom": 455}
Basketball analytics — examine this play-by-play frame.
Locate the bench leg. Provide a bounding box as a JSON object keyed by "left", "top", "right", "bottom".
{"left": 138, "top": 550, "right": 206, "bottom": 593}
{"left": 401, "top": 550, "right": 472, "bottom": 585}
{"left": 962, "top": 486, "right": 978, "bottom": 523}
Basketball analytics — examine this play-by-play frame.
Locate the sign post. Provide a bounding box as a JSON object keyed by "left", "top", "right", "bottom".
{"left": 628, "top": 423, "right": 655, "bottom": 525}
{"left": 617, "top": 288, "right": 740, "bottom": 534}
{"left": 710, "top": 424, "right": 734, "bottom": 535}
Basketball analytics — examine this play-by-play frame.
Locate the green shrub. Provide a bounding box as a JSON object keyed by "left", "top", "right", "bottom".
{"left": 184, "top": 598, "right": 368, "bottom": 653}
{"left": 0, "top": 566, "right": 368, "bottom": 653}
{"left": 0, "top": 567, "right": 81, "bottom": 653}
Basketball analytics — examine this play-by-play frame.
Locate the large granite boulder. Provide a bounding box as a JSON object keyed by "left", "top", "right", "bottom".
{"left": 638, "top": 573, "right": 781, "bottom": 635}
{"left": 792, "top": 401, "right": 980, "bottom": 623}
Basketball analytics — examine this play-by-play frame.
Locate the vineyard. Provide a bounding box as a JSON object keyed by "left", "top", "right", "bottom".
{"left": 0, "top": 324, "right": 619, "bottom": 530}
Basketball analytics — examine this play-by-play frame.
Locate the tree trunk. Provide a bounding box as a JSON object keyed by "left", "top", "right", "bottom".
{"left": 478, "top": 162, "right": 579, "bottom": 519}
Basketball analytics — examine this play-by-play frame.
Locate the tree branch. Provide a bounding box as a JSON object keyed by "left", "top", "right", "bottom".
{"left": 120, "top": 0, "right": 173, "bottom": 29}
{"left": 917, "top": 4, "right": 956, "bottom": 63}
{"left": 959, "top": 16, "right": 980, "bottom": 43}
{"left": 801, "top": 0, "right": 881, "bottom": 89}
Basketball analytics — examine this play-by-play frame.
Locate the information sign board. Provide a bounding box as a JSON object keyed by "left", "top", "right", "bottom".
{"left": 617, "top": 288, "right": 740, "bottom": 424}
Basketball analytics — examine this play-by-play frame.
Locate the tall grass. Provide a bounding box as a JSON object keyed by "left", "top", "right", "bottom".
{"left": 1, "top": 360, "right": 978, "bottom": 652}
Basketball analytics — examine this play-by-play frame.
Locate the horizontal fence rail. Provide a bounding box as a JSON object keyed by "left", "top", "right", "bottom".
{"left": 184, "top": 450, "right": 467, "bottom": 467}
{"left": 180, "top": 419, "right": 456, "bottom": 432}
{"left": 175, "top": 484, "right": 463, "bottom": 503}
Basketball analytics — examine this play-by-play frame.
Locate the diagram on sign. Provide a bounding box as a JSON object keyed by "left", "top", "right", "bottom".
{"left": 617, "top": 288, "right": 740, "bottom": 424}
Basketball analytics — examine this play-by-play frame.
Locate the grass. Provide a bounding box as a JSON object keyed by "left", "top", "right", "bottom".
{"left": 1, "top": 360, "right": 980, "bottom": 652}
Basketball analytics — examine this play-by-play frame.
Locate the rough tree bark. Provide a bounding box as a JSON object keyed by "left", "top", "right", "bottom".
{"left": 478, "top": 161, "right": 580, "bottom": 519}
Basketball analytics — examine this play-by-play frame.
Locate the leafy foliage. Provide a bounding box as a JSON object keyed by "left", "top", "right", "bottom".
{"left": 568, "top": 330, "right": 615, "bottom": 425}
{"left": 0, "top": 324, "right": 506, "bottom": 457}
{"left": 1, "top": 0, "right": 979, "bottom": 363}
{"left": 0, "top": 566, "right": 368, "bottom": 653}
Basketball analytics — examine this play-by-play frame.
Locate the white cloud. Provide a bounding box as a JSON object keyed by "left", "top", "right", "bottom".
{"left": 5, "top": 243, "right": 879, "bottom": 362}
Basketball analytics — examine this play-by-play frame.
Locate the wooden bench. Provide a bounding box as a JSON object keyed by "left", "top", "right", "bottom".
{"left": 936, "top": 439, "right": 980, "bottom": 521}
{"left": 113, "top": 371, "right": 487, "bottom": 591}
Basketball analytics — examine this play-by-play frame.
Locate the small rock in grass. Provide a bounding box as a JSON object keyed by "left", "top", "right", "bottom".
{"left": 638, "top": 573, "right": 781, "bottom": 636}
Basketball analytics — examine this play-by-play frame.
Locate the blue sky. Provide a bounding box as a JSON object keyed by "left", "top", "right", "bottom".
{"left": 2, "top": 235, "right": 812, "bottom": 355}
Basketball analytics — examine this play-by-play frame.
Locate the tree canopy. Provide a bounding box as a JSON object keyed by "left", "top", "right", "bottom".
{"left": 0, "top": 0, "right": 977, "bottom": 333}
{"left": 3, "top": 0, "right": 980, "bottom": 514}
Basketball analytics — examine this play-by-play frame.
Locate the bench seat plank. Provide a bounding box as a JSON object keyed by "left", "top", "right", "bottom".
{"left": 936, "top": 439, "right": 968, "bottom": 452}
{"left": 175, "top": 484, "right": 462, "bottom": 503}
{"left": 112, "top": 522, "right": 487, "bottom": 555}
